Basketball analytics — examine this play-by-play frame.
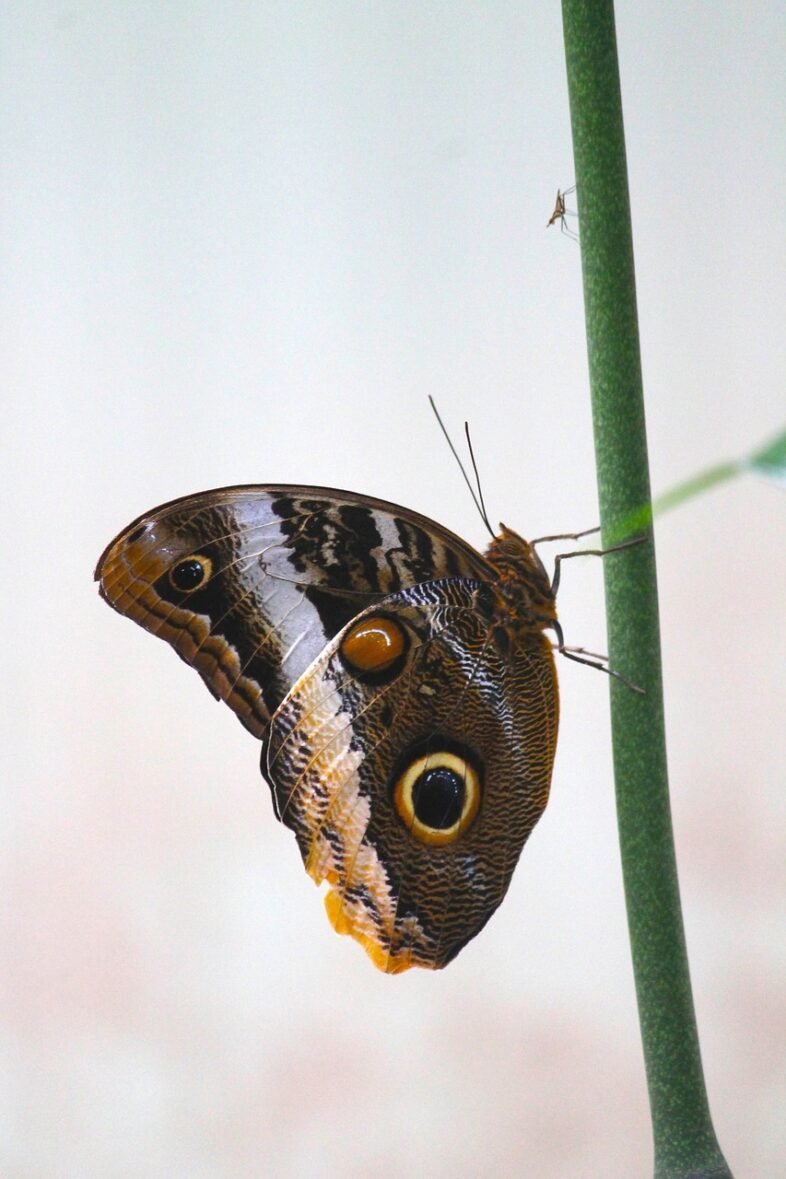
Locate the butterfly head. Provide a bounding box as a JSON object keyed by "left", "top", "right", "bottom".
{"left": 484, "top": 525, "right": 557, "bottom": 628}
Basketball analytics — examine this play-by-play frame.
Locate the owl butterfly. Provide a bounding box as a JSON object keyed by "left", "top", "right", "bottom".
{"left": 97, "top": 484, "right": 582, "bottom": 973}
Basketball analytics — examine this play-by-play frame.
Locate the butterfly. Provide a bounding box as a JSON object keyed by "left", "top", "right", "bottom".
{"left": 96, "top": 484, "right": 575, "bottom": 972}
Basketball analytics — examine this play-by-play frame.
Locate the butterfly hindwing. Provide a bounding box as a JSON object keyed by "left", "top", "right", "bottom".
{"left": 266, "top": 580, "right": 558, "bottom": 972}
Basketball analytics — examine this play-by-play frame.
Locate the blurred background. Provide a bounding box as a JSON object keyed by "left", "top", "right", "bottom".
{"left": 2, "top": 4, "right": 784, "bottom": 1176}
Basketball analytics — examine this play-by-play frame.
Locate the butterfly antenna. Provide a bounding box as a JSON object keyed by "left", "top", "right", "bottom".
{"left": 463, "top": 421, "right": 494, "bottom": 537}
{"left": 428, "top": 396, "right": 495, "bottom": 538}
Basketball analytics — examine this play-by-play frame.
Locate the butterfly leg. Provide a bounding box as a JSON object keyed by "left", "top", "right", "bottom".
{"left": 551, "top": 621, "right": 644, "bottom": 694}
{"left": 549, "top": 534, "right": 646, "bottom": 596}
{"left": 531, "top": 525, "right": 600, "bottom": 547}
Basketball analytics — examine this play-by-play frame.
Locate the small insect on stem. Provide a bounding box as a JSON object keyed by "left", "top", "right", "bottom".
{"left": 547, "top": 185, "right": 578, "bottom": 242}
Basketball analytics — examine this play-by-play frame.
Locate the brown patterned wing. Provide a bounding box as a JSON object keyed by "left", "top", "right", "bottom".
{"left": 265, "top": 578, "right": 559, "bottom": 972}
{"left": 95, "top": 486, "right": 490, "bottom": 739}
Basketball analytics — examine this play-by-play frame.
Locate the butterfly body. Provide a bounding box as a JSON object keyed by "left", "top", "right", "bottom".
{"left": 97, "top": 487, "right": 559, "bottom": 971}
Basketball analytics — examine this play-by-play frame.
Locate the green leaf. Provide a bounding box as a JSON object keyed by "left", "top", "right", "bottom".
{"left": 747, "top": 427, "right": 786, "bottom": 485}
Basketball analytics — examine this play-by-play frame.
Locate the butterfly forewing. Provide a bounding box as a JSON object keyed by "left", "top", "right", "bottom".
{"left": 96, "top": 486, "right": 489, "bottom": 738}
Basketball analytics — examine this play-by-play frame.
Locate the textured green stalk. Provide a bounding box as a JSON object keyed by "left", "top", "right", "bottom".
{"left": 560, "top": 2, "right": 732, "bottom": 1176}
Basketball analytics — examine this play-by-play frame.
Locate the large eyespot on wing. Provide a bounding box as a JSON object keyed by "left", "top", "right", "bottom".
{"left": 391, "top": 746, "right": 482, "bottom": 847}
{"left": 95, "top": 485, "right": 492, "bottom": 740}
{"left": 96, "top": 507, "right": 281, "bottom": 738}
{"left": 264, "top": 578, "right": 559, "bottom": 972}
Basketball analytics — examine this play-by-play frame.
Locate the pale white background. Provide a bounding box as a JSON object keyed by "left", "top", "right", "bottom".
{"left": 2, "top": 4, "right": 785, "bottom": 1177}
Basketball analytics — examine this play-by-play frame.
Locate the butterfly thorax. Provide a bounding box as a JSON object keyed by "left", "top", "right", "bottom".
{"left": 484, "top": 525, "right": 558, "bottom": 638}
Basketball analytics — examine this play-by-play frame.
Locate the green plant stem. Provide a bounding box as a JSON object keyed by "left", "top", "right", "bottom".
{"left": 560, "top": 2, "right": 732, "bottom": 1176}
